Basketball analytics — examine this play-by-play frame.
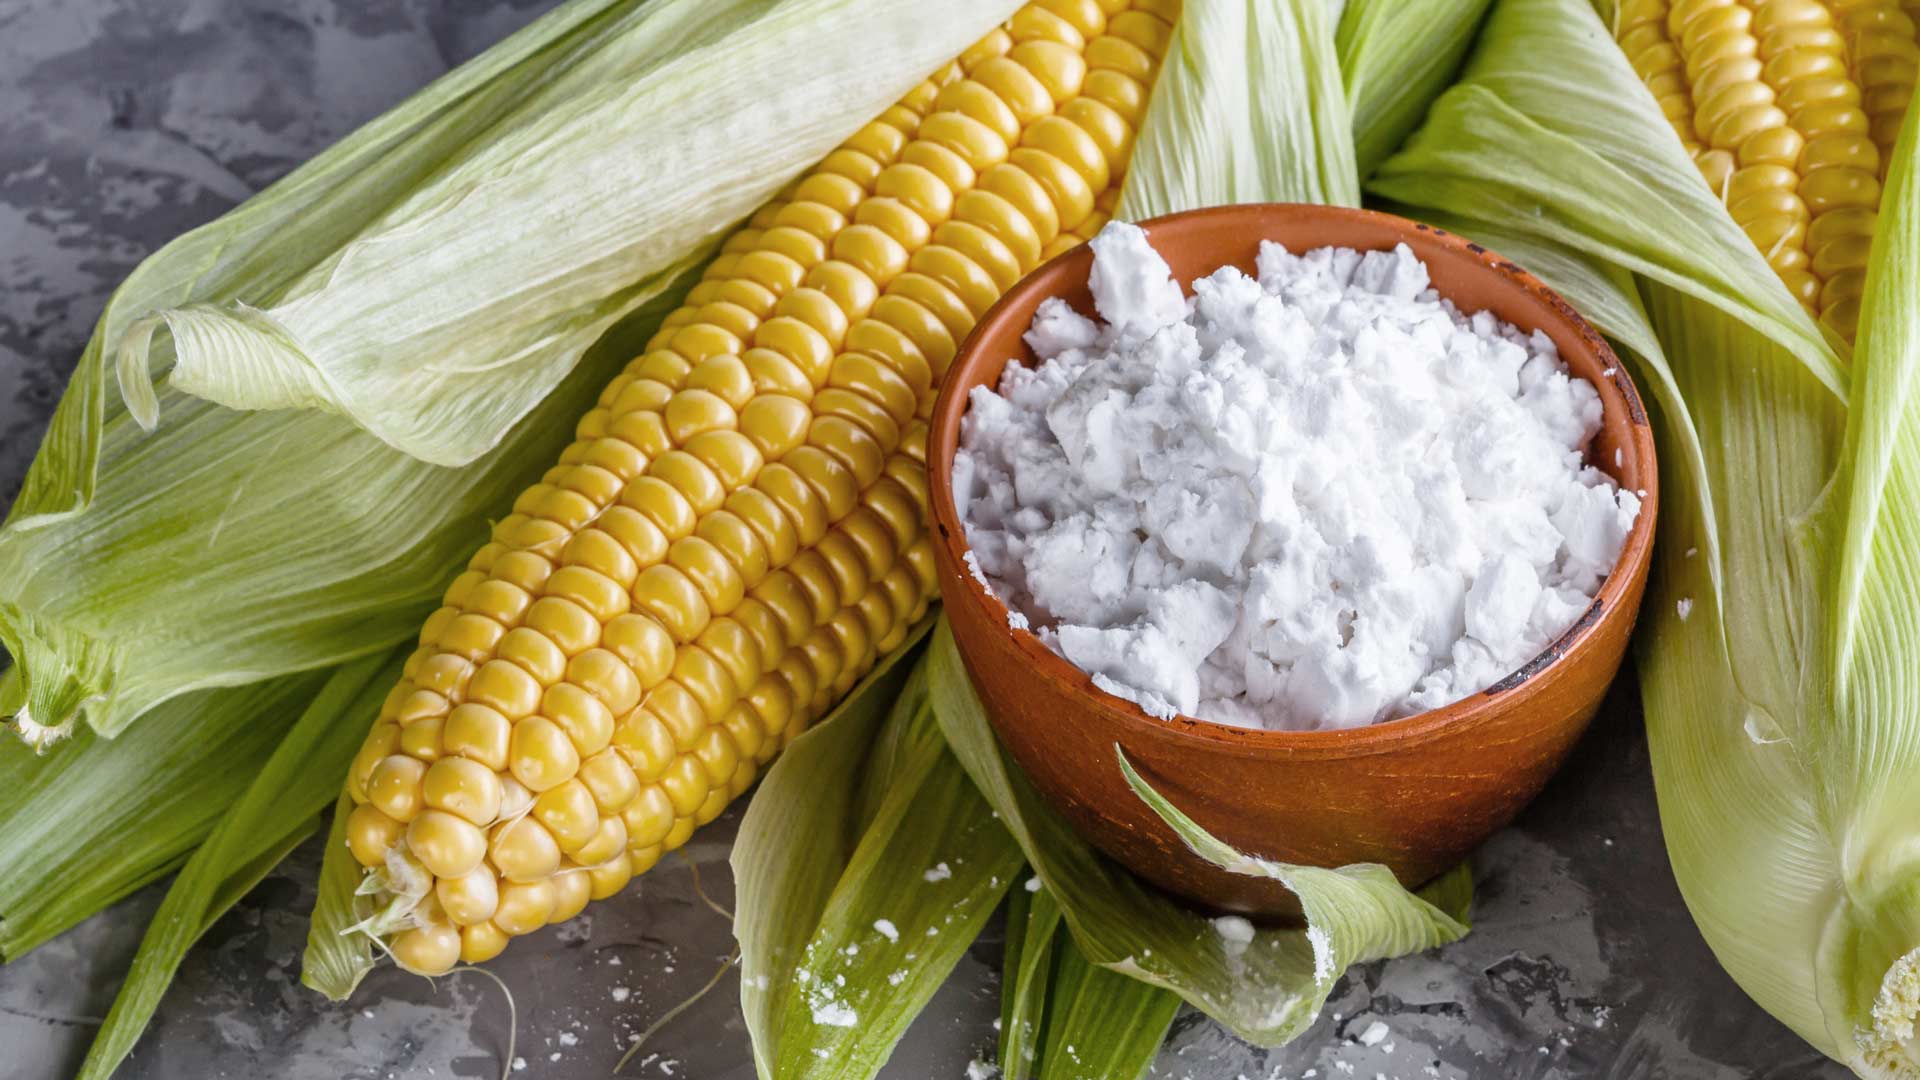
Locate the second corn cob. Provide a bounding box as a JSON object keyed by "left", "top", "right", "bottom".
{"left": 333, "top": 0, "right": 1179, "bottom": 975}
{"left": 1615, "top": 0, "right": 1920, "bottom": 342}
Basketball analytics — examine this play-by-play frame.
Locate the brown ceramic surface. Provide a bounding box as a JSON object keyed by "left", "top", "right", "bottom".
{"left": 927, "top": 204, "right": 1659, "bottom": 917}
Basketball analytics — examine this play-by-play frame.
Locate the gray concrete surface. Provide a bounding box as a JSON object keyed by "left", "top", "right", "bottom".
{"left": 0, "top": 1, "right": 1855, "bottom": 1077}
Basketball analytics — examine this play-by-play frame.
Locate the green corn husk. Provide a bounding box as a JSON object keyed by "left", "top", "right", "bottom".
{"left": 1371, "top": 0, "right": 1920, "bottom": 1073}
{"left": 76, "top": 649, "right": 405, "bottom": 1080}
{"left": 0, "top": 0, "right": 1022, "bottom": 745}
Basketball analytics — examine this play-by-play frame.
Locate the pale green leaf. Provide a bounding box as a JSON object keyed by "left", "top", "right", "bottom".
{"left": 927, "top": 622, "right": 1469, "bottom": 1046}
{"left": 78, "top": 649, "right": 403, "bottom": 1080}
{"left": 732, "top": 620, "right": 934, "bottom": 1064}
{"left": 1116, "top": 0, "right": 1358, "bottom": 221}
{"left": 733, "top": 618, "right": 1026, "bottom": 1080}
{"left": 0, "top": 669, "right": 334, "bottom": 958}
{"left": 300, "top": 793, "right": 378, "bottom": 1002}
{"left": 1118, "top": 752, "right": 1474, "bottom": 974}
{"left": 115, "top": 0, "right": 1021, "bottom": 468}
{"left": 1337, "top": 0, "right": 1493, "bottom": 178}
{"left": 999, "top": 880, "right": 1061, "bottom": 1080}
{"left": 1034, "top": 931, "right": 1181, "bottom": 1080}
{"left": 769, "top": 702, "right": 1022, "bottom": 1080}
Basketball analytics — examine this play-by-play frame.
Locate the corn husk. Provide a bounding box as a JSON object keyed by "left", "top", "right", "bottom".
{"left": 0, "top": 0, "right": 1020, "bottom": 744}
{"left": 1371, "top": 0, "right": 1920, "bottom": 1072}
{"left": 76, "top": 650, "right": 404, "bottom": 1080}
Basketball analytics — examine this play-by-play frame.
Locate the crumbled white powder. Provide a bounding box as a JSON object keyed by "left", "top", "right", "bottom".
{"left": 1358, "top": 1020, "right": 1390, "bottom": 1046}
{"left": 1212, "top": 915, "right": 1255, "bottom": 958}
{"left": 966, "top": 1060, "right": 1001, "bottom": 1080}
{"left": 1306, "top": 925, "right": 1335, "bottom": 984}
{"left": 511, "top": 1059, "right": 527, "bottom": 1073}
{"left": 924, "top": 862, "right": 952, "bottom": 882}
{"left": 963, "top": 549, "right": 990, "bottom": 587}
{"left": 1024, "top": 875, "right": 1043, "bottom": 893}
{"left": 610, "top": 986, "right": 631, "bottom": 1003}
{"left": 954, "top": 221, "right": 1639, "bottom": 729}
{"left": 811, "top": 997, "right": 858, "bottom": 1027}
{"left": 1676, "top": 598, "right": 1693, "bottom": 620}
{"left": 557, "top": 1032, "right": 579, "bottom": 1048}
{"left": 874, "top": 918, "right": 900, "bottom": 942}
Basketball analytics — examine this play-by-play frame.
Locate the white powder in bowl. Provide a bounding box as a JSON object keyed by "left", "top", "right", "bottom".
{"left": 952, "top": 221, "right": 1639, "bottom": 731}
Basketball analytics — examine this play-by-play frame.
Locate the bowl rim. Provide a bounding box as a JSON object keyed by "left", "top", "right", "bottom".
{"left": 926, "top": 202, "right": 1660, "bottom": 759}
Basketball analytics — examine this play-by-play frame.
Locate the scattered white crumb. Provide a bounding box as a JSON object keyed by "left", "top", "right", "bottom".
{"left": 611, "top": 986, "right": 631, "bottom": 1003}
{"left": 609, "top": 956, "right": 622, "bottom": 966}
{"left": 1685, "top": 546, "right": 1698, "bottom": 558}
{"left": 549, "top": 1052, "right": 562, "bottom": 1062}
{"left": 966, "top": 1060, "right": 1001, "bottom": 1080}
{"left": 1676, "top": 598, "right": 1693, "bottom": 620}
{"left": 1603, "top": 367, "right": 1616, "bottom": 376}
{"left": 361, "top": 1009, "right": 375, "bottom": 1019}
{"left": 558, "top": 1032, "right": 578, "bottom": 1048}
{"left": 888, "top": 970, "right": 907, "bottom": 986}
{"left": 811, "top": 1000, "right": 859, "bottom": 1027}
{"left": 924, "top": 862, "right": 953, "bottom": 882}
{"left": 964, "top": 550, "right": 990, "bottom": 587}
{"left": 1358, "top": 1020, "right": 1390, "bottom": 1046}
{"left": 511, "top": 1059, "right": 526, "bottom": 1073}
{"left": 1212, "top": 915, "right": 1255, "bottom": 959}
{"left": 1024, "top": 875, "right": 1043, "bottom": 893}
{"left": 874, "top": 918, "right": 900, "bottom": 942}
{"left": 1008, "top": 609, "right": 1030, "bottom": 631}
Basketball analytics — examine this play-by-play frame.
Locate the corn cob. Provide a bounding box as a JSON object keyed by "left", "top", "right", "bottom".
{"left": 336, "top": 0, "right": 1178, "bottom": 976}
{"left": 1615, "top": 0, "right": 1920, "bottom": 342}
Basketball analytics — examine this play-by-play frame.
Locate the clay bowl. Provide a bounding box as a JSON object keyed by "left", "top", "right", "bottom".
{"left": 926, "top": 203, "right": 1658, "bottom": 917}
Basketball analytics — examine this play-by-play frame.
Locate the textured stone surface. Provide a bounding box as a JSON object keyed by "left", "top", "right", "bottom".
{"left": 0, "top": 1, "right": 1855, "bottom": 1077}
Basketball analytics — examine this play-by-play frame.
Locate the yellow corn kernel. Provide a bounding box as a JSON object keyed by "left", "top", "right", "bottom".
{"left": 407, "top": 810, "right": 488, "bottom": 879}
{"left": 532, "top": 779, "right": 601, "bottom": 852}
{"left": 493, "top": 880, "right": 557, "bottom": 936}
{"left": 366, "top": 754, "right": 428, "bottom": 824}
{"left": 490, "top": 816, "right": 563, "bottom": 883}
{"left": 346, "top": 804, "right": 406, "bottom": 868}
{"left": 422, "top": 756, "right": 503, "bottom": 826}
{"left": 391, "top": 922, "right": 461, "bottom": 977}
{"left": 549, "top": 868, "right": 594, "bottom": 925}
{"left": 460, "top": 921, "right": 509, "bottom": 964}
{"left": 509, "top": 715, "right": 581, "bottom": 793}
{"left": 436, "top": 868, "right": 501, "bottom": 927}
{"left": 587, "top": 851, "right": 635, "bottom": 900}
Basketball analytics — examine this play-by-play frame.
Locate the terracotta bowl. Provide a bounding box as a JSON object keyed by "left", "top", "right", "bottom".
{"left": 926, "top": 203, "right": 1658, "bottom": 917}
